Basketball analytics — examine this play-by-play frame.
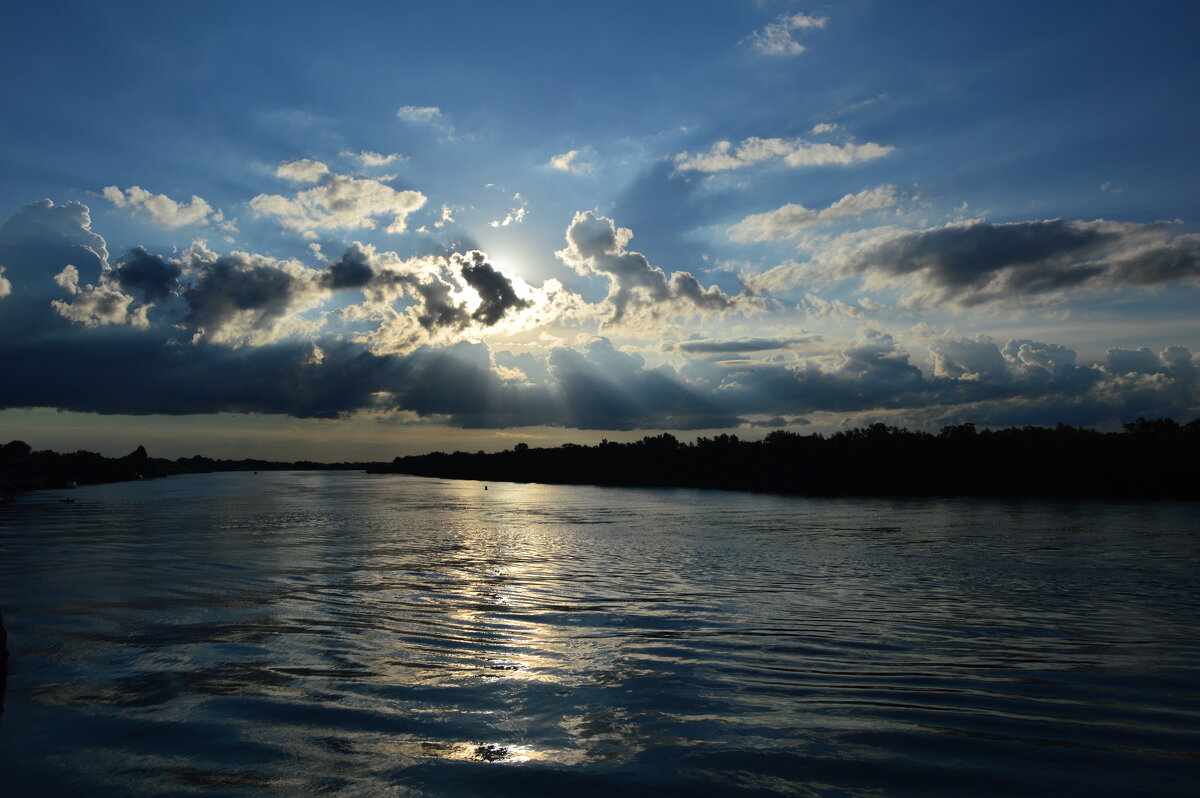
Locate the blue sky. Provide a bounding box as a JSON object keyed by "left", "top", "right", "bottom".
{"left": 1, "top": 1, "right": 1198, "bottom": 460}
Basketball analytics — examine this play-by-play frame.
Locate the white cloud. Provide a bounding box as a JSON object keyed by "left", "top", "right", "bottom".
{"left": 810, "top": 123, "right": 839, "bottom": 135}
{"left": 489, "top": 192, "right": 529, "bottom": 227}
{"left": 729, "top": 186, "right": 899, "bottom": 242}
{"left": 673, "top": 136, "right": 894, "bottom": 173}
{"left": 490, "top": 207, "right": 527, "bottom": 228}
{"left": 250, "top": 160, "right": 427, "bottom": 238}
{"left": 50, "top": 264, "right": 146, "bottom": 328}
{"left": 0, "top": 266, "right": 10, "bottom": 299}
{"left": 434, "top": 205, "right": 454, "bottom": 228}
{"left": 548, "top": 149, "right": 591, "bottom": 174}
{"left": 346, "top": 150, "right": 405, "bottom": 167}
{"left": 274, "top": 159, "right": 331, "bottom": 183}
{"left": 102, "top": 185, "right": 223, "bottom": 229}
{"left": 743, "top": 13, "right": 827, "bottom": 56}
{"left": 396, "top": 105, "right": 442, "bottom": 123}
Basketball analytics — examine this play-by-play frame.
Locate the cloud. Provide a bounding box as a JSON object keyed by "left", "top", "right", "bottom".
{"left": 274, "top": 159, "right": 331, "bottom": 183}
{"left": 810, "top": 123, "right": 839, "bottom": 135}
{"left": 677, "top": 337, "right": 817, "bottom": 354}
{"left": 102, "top": 185, "right": 231, "bottom": 231}
{"left": 548, "top": 338, "right": 740, "bottom": 430}
{"left": 345, "top": 150, "right": 405, "bottom": 167}
{"left": 111, "top": 247, "right": 183, "bottom": 303}
{"left": 183, "top": 246, "right": 325, "bottom": 345}
{"left": 396, "top": 105, "right": 442, "bottom": 123}
{"left": 743, "top": 13, "right": 827, "bottom": 56}
{"left": 323, "top": 242, "right": 552, "bottom": 353}
{"left": 4, "top": 199, "right": 1198, "bottom": 432}
{"left": 729, "top": 186, "right": 899, "bottom": 242}
{"left": 548, "top": 149, "right": 591, "bottom": 174}
{"left": 1, "top": 199, "right": 109, "bottom": 272}
{"left": 250, "top": 160, "right": 426, "bottom": 238}
{"left": 673, "top": 136, "right": 894, "bottom": 173}
{"left": 0, "top": 266, "right": 10, "bottom": 299}
{"left": 489, "top": 207, "right": 527, "bottom": 227}
{"left": 556, "top": 211, "right": 739, "bottom": 322}
{"left": 457, "top": 250, "right": 531, "bottom": 325}
{"left": 813, "top": 218, "right": 1200, "bottom": 308}
{"left": 395, "top": 105, "right": 457, "bottom": 139}
{"left": 50, "top": 263, "right": 146, "bottom": 328}
{"left": 801, "top": 293, "right": 868, "bottom": 320}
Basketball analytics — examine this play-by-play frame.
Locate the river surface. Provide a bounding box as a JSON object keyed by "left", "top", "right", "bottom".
{"left": 1, "top": 472, "right": 1198, "bottom": 796}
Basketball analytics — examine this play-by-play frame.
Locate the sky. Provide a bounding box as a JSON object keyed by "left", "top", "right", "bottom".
{"left": 1, "top": 0, "right": 1198, "bottom": 461}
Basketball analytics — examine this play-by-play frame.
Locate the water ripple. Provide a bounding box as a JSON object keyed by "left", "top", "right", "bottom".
{"left": 1, "top": 473, "right": 1198, "bottom": 796}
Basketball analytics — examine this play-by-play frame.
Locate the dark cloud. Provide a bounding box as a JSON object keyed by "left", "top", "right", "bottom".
{"left": 112, "top": 247, "right": 182, "bottom": 302}
{"left": 456, "top": 251, "right": 530, "bottom": 325}
{"left": 677, "top": 336, "right": 818, "bottom": 354}
{"left": 823, "top": 219, "right": 1200, "bottom": 308}
{"left": 183, "top": 250, "right": 319, "bottom": 343}
{"left": 320, "top": 242, "right": 376, "bottom": 290}
{"left": 0, "top": 200, "right": 108, "bottom": 308}
{"left": 548, "top": 339, "right": 740, "bottom": 430}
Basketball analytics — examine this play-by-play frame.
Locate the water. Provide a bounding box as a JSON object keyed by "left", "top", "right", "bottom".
{"left": 1, "top": 472, "right": 1198, "bottom": 796}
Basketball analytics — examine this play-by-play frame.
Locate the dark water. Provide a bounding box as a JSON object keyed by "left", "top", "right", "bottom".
{"left": 1, "top": 473, "right": 1198, "bottom": 796}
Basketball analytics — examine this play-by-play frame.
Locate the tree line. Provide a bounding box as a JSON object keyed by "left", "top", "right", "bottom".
{"left": 368, "top": 418, "right": 1200, "bottom": 499}
{"left": 0, "top": 441, "right": 375, "bottom": 498}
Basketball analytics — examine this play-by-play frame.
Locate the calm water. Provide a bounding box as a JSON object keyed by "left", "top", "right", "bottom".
{"left": 1, "top": 472, "right": 1198, "bottom": 797}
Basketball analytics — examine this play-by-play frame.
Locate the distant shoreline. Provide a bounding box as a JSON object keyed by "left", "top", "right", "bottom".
{"left": 369, "top": 418, "right": 1200, "bottom": 501}
{"left": 5, "top": 417, "right": 1199, "bottom": 502}
{"left": 0, "top": 441, "right": 384, "bottom": 500}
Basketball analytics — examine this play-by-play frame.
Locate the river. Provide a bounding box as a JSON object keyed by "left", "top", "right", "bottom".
{"left": 1, "top": 471, "right": 1197, "bottom": 796}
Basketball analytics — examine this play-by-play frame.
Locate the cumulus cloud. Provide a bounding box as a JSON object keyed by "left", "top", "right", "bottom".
{"left": 51, "top": 263, "right": 146, "bottom": 328}
{"left": 743, "top": 13, "right": 827, "bottom": 56}
{"left": 102, "top": 185, "right": 232, "bottom": 231}
{"left": 111, "top": 246, "right": 183, "bottom": 303}
{"left": 673, "top": 136, "right": 894, "bottom": 173}
{"left": 556, "top": 211, "right": 739, "bottom": 322}
{"left": 250, "top": 159, "right": 426, "bottom": 238}
{"left": 813, "top": 218, "right": 1200, "bottom": 308}
{"left": 183, "top": 247, "right": 325, "bottom": 345}
{"left": 0, "top": 199, "right": 109, "bottom": 272}
{"left": 729, "top": 186, "right": 899, "bottom": 242}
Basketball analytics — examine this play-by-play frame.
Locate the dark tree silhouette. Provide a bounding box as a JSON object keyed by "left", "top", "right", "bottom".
{"left": 369, "top": 418, "right": 1200, "bottom": 500}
